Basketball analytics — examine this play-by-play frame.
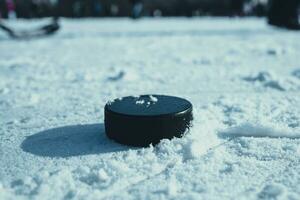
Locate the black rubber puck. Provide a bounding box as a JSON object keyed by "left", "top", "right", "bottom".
{"left": 104, "top": 95, "right": 193, "bottom": 147}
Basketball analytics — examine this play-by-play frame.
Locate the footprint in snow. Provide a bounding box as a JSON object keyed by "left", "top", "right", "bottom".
{"left": 107, "top": 71, "right": 125, "bottom": 81}
{"left": 258, "top": 184, "right": 285, "bottom": 200}
{"left": 107, "top": 70, "right": 139, "bottom": 82}
{"left": 242, "top": 72, "right": 286, "bottom": 91}
{"left": 291, "top": 69, "right": 300, "bottom": 79}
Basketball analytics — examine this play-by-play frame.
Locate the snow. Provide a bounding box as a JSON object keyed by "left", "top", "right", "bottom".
{"left": 135, "top": 95, "right": 158, "bottom": 105}
{"left": 1, "top": 17, "right": 300, "bottom": 199}
{"left": 149, "top": 95, "right": 158, "bottom": 102}
{"left": 220, "top": 123, "right": 300, "bottom": 139}
{"left": 136, "top": 99, "right": 145, "bottom": 104}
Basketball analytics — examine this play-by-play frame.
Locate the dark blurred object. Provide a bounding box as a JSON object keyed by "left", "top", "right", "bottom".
{"left": 57, "top": 0, "right": 132, "bottom": 17}
{"left": 242, "top": 0, "right": 268, "bottom": 16}
{"left": 268, "top": 0, "right": 300, "bottom": 30}
{"left": 0, "top": 0, "right": 57, "bottom": 19}
{"left": 0, "top": 0, "right": 8, "bottom": 18}
{"left": 0, "top": 0, "right": 254, "bottom": 18}
{"left": 15, "top": 0, "right": 32, "bottom": 18}
{"left": 142, "top": 0, "right": 242, "bottom": 17}
{"left": 231, "top": 0, "right": 244, "bottom": 16}
{"left": 130, "top": 0, "right": 143, "bottom": 18}
{"left": 6, "top": 0, "right": 297, "bottom": 20}
{"left": 0, "top": 17, "right": 60, "bottom": 39}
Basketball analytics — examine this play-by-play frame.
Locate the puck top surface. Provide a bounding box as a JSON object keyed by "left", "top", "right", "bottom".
{"left": 106, "top": 95, "right": 192, "bottom": 117}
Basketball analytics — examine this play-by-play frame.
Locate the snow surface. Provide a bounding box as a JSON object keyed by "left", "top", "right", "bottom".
{"left": 1, "top": 17, "right": 300, "bottom": 200}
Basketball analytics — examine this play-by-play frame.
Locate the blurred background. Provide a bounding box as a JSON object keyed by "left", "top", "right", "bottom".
{"left": 0, "top": 0, "right": 268, "bottom": 19}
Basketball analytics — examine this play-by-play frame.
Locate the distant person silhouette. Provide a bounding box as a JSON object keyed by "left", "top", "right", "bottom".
{"left": 268, "top": 0, "right": 300, "bottom": 30}
{"left": 130, "top": 0, "right": 143, "bottom": 19}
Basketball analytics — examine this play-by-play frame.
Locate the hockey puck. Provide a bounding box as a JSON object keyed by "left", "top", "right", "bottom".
{"left": 104, "top": 95, "right": 193, "bottom": 147}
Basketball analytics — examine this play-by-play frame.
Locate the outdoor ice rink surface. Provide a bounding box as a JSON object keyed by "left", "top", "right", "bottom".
{"left": 1, "top": 17, "right": 300, "bottom": 199}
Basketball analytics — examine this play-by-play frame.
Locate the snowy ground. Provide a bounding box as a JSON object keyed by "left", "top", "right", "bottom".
{"left": 1, "top": 17, "right": 300, "bottom": 200}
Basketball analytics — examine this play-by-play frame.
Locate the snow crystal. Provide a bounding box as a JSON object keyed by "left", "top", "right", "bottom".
{"left": 136, "top": 99, "right": 145, "bottom": 104}
{"left": 135, "top": 95, "right": 157, "bottom": 105}
{"left": 167, "top": 177, "right": 178, "bottom": 196}
{"left": 107, "top": 100, "right": 115, "bottom": 105}
{"left": 97, "top": 169, "right": 109, "bottom": 181}
{"left": 29, "top": 94, "right": 40, "bottom": 104}
{"left": 149, "top": 95, "right": 158, "bottom": 102}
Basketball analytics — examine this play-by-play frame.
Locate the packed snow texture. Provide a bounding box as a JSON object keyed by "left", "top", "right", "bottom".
{"left": 1, "top": 18, "right": 300, "bottom": 200}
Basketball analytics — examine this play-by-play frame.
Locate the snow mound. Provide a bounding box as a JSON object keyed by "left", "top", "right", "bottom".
{"left": 219, "top": 123, "right": 300, "bottom": 139}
